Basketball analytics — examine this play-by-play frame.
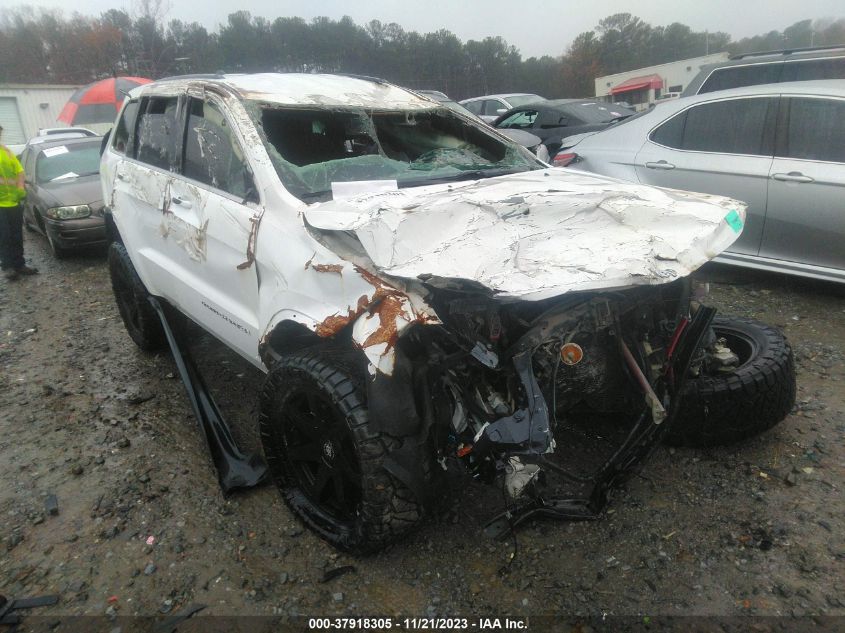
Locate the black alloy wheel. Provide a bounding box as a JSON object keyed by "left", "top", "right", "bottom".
{"left": 260, "top": 352, "right": 425, "bottom": 553}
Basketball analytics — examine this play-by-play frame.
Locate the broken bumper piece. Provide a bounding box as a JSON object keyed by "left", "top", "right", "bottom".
{"left": 479, "top": 306, "right": 717, "bottom": 540}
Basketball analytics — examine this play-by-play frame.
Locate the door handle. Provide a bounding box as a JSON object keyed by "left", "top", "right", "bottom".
{"left": 171, "top": 196, "right": 193, "bottom": 209}
{"left": 645, "top": 160, "right": 675, "bottom": 170}
{"left": 116, "top": 173, "right": 127, "bottom": 181}
{"left": 771, "top": 172, "right": 814, "bottom": 183}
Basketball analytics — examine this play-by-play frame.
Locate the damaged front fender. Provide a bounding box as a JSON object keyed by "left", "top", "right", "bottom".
{"left": 351, "top": 282, "right": 440, "bottom": 376}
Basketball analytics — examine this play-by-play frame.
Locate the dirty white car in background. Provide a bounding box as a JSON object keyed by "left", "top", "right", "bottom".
{"left": 101, "top": 74, "right": 795, "bottom": 553}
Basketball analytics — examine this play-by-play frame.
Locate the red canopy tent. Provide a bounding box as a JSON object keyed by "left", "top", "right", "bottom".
{"left": 610, "top": 74, "right": 664, "bottom": 95}
{"left": 58, "top": 77, "right": 152, "bottom": 125}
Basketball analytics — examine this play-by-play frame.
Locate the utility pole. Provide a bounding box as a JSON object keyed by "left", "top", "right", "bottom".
{"left": 705, "top": 30, "right": 710, "bottom": 55}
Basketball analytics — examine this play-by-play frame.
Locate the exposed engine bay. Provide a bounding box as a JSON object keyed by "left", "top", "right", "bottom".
{"left": 366, "top": 278, "right": 715, "bottom": 536}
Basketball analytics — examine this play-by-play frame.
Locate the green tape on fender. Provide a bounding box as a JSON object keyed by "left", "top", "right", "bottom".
{"left": 725, "top": 209, "right": 743, "bottom": 233}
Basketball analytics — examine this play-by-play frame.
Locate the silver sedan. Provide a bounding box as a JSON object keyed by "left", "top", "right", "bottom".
{"left": 555, "top": 80, "right": 845, "bottom": 284}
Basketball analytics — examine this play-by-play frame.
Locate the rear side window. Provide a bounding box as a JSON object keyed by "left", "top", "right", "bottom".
{"left": 781, "top": 57, "right": 845, "bottom": 82}
{"left": 650, "top": 97, "right": 774, "bottom": 156}
{"left": 183, "top": 98, "right": 251, "bottom": 197}
{"left": 112, "top": 100, "right": 140, "bottom": 155}
{"left": 699, "top": 64, "right": 782, "bottom": 94}
{"left": 778, "top": 97, "right": 845, "bottom": 163}
{"left": 482, "top": 100, "right": 505, "bottom": 116}
{"left": 135, "top": 97, "right": 179, "bottom": 171}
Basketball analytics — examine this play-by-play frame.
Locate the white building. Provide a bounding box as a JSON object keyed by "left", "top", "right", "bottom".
{"left": 0, "top": 84, "right": 97, "bottom": 146}
{"left": 594, "top": 53, "right": 730, "bottom": 110}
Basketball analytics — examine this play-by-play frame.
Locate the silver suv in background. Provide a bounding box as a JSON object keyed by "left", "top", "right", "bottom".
{"left": 556, "top": 80, "right": 845, "bottom": 284}
{"left": 682, "top": 45, "right": 845, "bottom": 96}
{"left": 459, "top": 93, "right": 545, "bottom": 123}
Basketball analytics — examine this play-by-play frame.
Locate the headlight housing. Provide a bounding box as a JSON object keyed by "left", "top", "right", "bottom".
{"left": 46, "top": 205, "right": 91, "bottom": 220}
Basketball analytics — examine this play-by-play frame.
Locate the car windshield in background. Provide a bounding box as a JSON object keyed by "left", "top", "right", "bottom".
{"left": 250, "top": 104, "right": 540, "bottom": 201}
{"left": 563, "top": 102, "right": 633, "bottom": 124}
{"left": 36, "top": 143, "right": 101, "bottom": 184}
{"left": 505, "top": 95, "right": 544, "bottom": 107}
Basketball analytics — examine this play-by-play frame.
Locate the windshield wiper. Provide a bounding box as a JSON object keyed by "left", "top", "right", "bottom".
{"left": 300, "top": 190, "right": 332, "bottom": 202}
{"left": 403, "top": 167, "right": 527, "bottom": 187}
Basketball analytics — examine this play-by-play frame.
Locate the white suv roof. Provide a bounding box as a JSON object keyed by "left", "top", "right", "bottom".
{"left": 135, "top": 73, "right": 437, "bottom": 110}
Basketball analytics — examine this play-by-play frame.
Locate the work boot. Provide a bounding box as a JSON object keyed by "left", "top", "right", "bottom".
{"left": 17, "top": 266, "right": 39, "bottom": 276}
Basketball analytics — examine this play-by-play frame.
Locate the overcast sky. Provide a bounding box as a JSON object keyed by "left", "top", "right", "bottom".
{"left": 14, "top": 0, "right": 845, "bottom": 58}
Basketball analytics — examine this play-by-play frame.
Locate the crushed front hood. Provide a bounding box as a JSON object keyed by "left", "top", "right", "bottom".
{"left": 304, "top": 169, "right": 746, "bottom": 300}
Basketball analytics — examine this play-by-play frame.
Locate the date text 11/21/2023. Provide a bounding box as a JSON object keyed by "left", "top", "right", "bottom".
{"left": 307, "top": 617, "right": 529, "bottom": 630}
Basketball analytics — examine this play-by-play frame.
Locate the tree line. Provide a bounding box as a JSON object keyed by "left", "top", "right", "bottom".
{"left": 1, "top": 6, "right": 843, "bottom": 99}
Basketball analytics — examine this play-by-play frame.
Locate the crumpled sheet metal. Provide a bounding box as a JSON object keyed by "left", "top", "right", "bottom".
{"left": 268, "top": 257, "right": 439, "bottom": 376}
{"left": 221, "top": 73, "right": 436, "bottom": 110}
{"left": 351, "top": 286, "right": 439, "bottom": 375}
{"left": 304, "top": 170, "right": 747, "bottom": 300}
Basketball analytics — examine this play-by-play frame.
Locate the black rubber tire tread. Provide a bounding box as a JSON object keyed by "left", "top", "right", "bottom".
{"left": 108, "top": 242, "right": 166, "bottom": 351}
{"left": 259, "top": 351, "right": 424, "bottom": 554}
{"left": 666, "top": 315, "right": 796, "bottom": 447}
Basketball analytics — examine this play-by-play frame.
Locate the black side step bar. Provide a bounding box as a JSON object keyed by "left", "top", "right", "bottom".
{"left": 149, "top": 297, "right": 268, "bottom": 493}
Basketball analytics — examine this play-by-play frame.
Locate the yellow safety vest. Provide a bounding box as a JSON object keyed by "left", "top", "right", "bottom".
{"left": 0, "top": 146, "right": 25, "bottom": 208}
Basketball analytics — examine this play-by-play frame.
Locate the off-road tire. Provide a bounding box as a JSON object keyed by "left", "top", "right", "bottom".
{"left": 108, "top": 242, "right": 166, "bottom": 351}
{"left": 259, "top": 352, "right": 424, "bottom": 554}
{"left": 666, "top": 316, "right": 796, "bottom": 447}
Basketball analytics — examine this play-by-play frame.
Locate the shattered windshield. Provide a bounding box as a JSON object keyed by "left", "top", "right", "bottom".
{"left": 247, "top": 102, "right": 541, "bottom": 202}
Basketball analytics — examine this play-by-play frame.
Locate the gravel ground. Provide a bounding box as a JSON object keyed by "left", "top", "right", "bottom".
{"left": 1, "top": 232, "right": 843, "bottom": 625}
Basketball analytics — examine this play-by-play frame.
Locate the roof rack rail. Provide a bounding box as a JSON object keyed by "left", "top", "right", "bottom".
{"left": 729, "top": 44, "right": 845, "bottom": 60}
{"left": 336, "top": 73, "right": 391, "bottom": 85}
{"left": 156, "top": 73, "right": 227, "bottom": 82}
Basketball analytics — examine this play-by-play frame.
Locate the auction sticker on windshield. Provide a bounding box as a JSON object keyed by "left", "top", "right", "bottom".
{"left": 42, "top": 145, "right": 69, "bottom": 157}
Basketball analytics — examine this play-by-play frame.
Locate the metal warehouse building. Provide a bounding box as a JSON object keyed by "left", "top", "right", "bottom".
{"left": 595, "top": 53, "right": 730, "bottom": 110}
{"left": 0, "top": 84, "right": 80, "bottom": 145}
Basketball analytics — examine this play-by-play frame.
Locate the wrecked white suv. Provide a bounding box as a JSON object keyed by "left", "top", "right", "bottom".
{"left": 101, "top": 74, "right": 795, "bottom": 553}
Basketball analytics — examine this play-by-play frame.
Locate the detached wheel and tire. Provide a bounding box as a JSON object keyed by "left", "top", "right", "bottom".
{"left": 667, "top": 316, "right": 796, "bottom": 448}
{"left": 108, "top": 242, "right": 166, "bottom": 351}
{"left": 259, "top": 353, "right": 423, "bottom": 554}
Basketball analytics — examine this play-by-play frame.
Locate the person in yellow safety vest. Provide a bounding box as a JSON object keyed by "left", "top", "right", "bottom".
{"left": 0, "top": 125, "right": 38, "bottom": 281}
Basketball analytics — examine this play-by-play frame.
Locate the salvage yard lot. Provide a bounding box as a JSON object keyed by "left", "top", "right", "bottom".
{"left": 0, "top": 233, "right": 843, "bottom": 618}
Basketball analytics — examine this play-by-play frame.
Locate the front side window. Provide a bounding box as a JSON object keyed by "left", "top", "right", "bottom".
{"left": 249, "top": 103, "right": 539, "bottom": 202}
{"left": 482, "top": 100, "right": 505, "bottom": 116}
{"left": 183, "top": 99, "right": 251, "bottom": 198}
{"left": 649, "top": 97, "right": 774, "bottom": 156}
{"left": 463, "top": 101, "right": 483, "bottom": 115}
{"left": 113, "top": 100, "right": 140, "bottom": 155}
{"left": 135, "top": 97, "right": 179, "bottom": 171}
{"left": 778, "top": 97, "right": 845, "bottom": 163}
{"left": 698, "top": 64, "right": 782, "bottom": 94}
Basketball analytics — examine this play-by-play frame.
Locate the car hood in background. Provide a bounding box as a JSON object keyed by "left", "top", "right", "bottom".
{"left": 304, "top": 169, "right": 747, "bottom": 300}
{"left": 497, "top": 129, "right": 544, "bottom": 148}
{"left": 39, "top": 174, "right": 103, "bottom": 208}
{"left": 557, "top": 131, "right": 600, "bottom": 150}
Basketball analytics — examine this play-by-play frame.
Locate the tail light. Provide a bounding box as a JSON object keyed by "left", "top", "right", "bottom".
{"left": 552, "top": 151, "right": 579, "bottom": 167}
